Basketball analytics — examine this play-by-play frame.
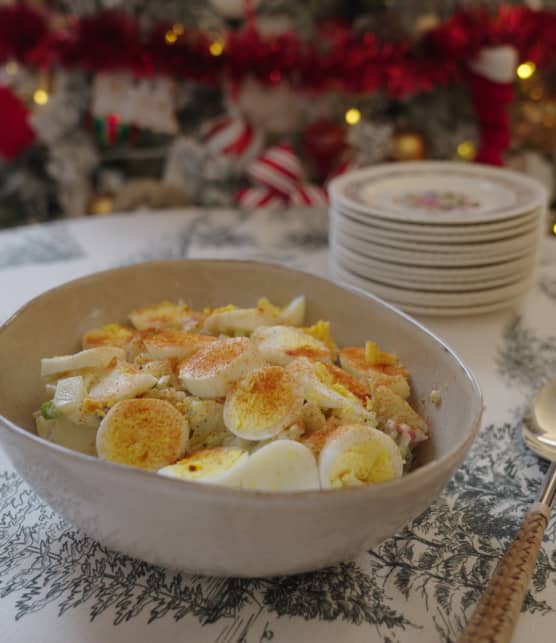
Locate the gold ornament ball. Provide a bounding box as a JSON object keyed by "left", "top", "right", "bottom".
{"left": 391, "top": 130, "right": 426, "bottom": 161}
{"left": 87, "top": 194, "right": 114, "bottom": 216}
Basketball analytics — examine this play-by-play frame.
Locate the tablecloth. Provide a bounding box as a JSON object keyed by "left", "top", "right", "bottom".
{"left": 0, "top": 207, "right": 555, "bottom": 643}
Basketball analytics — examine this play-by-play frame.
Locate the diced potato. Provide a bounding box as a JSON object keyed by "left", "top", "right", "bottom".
{"left": 367, "top": 370, "right": 410, "bottom": 400}
{"left": 35, "top": 414, "right": 98, "bottom": 456}
{"left": 373, "top": 385, "right": 426, "bottom": 434}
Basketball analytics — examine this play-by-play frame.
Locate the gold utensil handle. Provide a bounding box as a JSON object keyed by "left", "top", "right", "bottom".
{"left": 458, "top": 504, "right": 549, "bottom": 643}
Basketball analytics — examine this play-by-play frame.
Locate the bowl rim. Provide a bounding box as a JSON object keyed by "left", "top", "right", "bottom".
{"left": 0, "top": 258, "right": 483, "bottom": 503}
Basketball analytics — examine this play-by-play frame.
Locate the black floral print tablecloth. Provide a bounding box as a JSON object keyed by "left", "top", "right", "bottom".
{"left": 0, "top": 208, "right": 555, "bottom": 643}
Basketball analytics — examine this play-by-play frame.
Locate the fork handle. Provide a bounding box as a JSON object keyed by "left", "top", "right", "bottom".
{"left": 458, "top": 503, "right": 549, "bottom": 643}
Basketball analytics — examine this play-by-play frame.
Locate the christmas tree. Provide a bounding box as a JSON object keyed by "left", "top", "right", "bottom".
{"left": 0, "top": 0, "right": 555, "bottom": 227}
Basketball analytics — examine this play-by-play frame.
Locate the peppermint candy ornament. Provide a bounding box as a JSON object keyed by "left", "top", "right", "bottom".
{"left": 246, "top": 143, "right": 304, "bottom": 196}
{"left": 200, "top": 116, "right": 262, "bottom": 164}
{"left": 290, "top": 184, "right": 328, "bottom": 207}
{"left": 235, "top": 186, "right": 286, "bottom": 211}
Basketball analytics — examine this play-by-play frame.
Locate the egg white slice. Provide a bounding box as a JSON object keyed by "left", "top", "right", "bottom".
{"left": 223, "top": 366, "right": 303, "bottom": 440}
{"left": 287, "top": 358, "right": 359, "bottom": 410}
{"left": 319, "top": 424, "right": 403, "bottom": 489}
{"left": 143, "top": 330, "right": 216, "bottom": 360}
{"left": 179, "top": 337, "right": 264, "bottom": 398}
{"left": 53, "top": 375, "right": 87, "bottom": 422}
{"left": 239, "top": 440, "right": 320, "bottom": 492}
{"left": 96, "top": 398, "right": 189, "bottom": 470}
{"left": 339, "top": 346, "right": 408, "bottom": 379}
{"left": 158, "top": 447, "right": 248, "bottom": 487}
{"left": 88, "top": 361, "right": 157, "bottom": 403}
{"left": 41, "top": 346, "right": 126, "bottom": 377}
{"left": 82, "top": 323, "right": 136, "bottom": 350}
{"left": 203, "top": 306, "right": 277, "bottom": 336}
{"left": 276, "top": 295, "right": 306, "bottom": 326}
{"left": 251, "top": 325, "right": 331, "bottom": 366}
{"left": 129, "top": 301, "right": 201, "bottom": 331}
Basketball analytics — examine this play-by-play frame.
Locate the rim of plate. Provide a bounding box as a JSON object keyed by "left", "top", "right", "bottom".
{"left": 330, "top": 208, "right": 541, "bottom": 244}
{"left": 329, "top": 202, "right": 542, "bottom": 233}
{"left": 330, "top": 238, "right": 538, "bottom": 277}
{"left": 328, "top": 162, "right": 547, "bottom": 225}
{"left": 331, "top": 255, "right": 534, "bottom": 292}
{"left": 331, "top": 217, "right": 540, "bottom": 253}
{"left": 332, "top": 230, "right": 538, "bottom": 267}
{"left": 330, "top": 261, "right": 533, "bottom": 306}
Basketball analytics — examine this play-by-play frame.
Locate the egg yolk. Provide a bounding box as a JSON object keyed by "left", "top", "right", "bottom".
{"left": 329, "top": 441, "right": 395, "bottom": 487}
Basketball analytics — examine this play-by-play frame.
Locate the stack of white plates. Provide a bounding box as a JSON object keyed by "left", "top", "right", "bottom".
{"left": 328, "top": 162, "right": 548, "bottom": 316}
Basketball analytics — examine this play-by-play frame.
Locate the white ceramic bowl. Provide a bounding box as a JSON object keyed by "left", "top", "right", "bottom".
{"left": 0, "top": 260, "right": 482, "bottom": 577}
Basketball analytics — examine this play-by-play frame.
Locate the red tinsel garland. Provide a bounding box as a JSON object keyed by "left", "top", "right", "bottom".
{"left": 1, "top": 5, "right": 555, "bottom": 96}
{"left": 0, "top": 86, "right": 35, "bottom": 161}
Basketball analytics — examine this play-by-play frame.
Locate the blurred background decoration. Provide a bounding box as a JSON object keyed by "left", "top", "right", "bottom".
{"left": 1, "top": 0, "right": 556, "bottom": 229}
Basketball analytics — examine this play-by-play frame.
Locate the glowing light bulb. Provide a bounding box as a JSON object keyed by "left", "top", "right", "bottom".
{"left": 457, "top": 140, "right": 476, "bottom": 161}
{"left": 33, "top": 89, "right": 49, "bottom": 105}
{"left": 552, "top": 222, "right": 556, "bottom": 236}
{"left": 345, "top": 108, "right": 362, "bottom": 125}
{"left": 209, "top": 40, "right": 224, "bottom": 56}
{"left": 517, "top": 61, "right": 536, "bottom": 80}
{"left": 165, "top": 30, "right": 178, "bottom": 45}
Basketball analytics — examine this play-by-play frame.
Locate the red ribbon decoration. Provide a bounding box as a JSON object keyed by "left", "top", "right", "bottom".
{"left": 466, "top": 70, "right": 514, "bottom": 166}
{"left": 0, "top": 86, "right": 35, "bottom": 161}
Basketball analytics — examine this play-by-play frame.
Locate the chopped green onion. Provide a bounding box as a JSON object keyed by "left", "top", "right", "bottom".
{"left": 39, "top": 400, "right": 59, "bottom": 419}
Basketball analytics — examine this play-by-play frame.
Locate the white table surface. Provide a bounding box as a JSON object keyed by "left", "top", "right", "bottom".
{"left": 0, "top": 207, "right": 555, "bottom": 643}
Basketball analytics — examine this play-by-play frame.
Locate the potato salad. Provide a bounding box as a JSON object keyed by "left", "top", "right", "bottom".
{"left": 35, "top": 296, "right": 429, "bottom": 492}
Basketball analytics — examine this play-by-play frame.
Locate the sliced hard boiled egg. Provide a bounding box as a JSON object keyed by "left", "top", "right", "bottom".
{"left": 319, "top": 424, "right": 403, "bottom": 489}
{"left": 302, "top": 320, "right": 338, "bottom": 360}
{"left": 96, "top": 398, "right": 189, "bottom": 470}
{"left": 178, "top": 337, "right": 264, "bottom": 398}
{"left": 158, "top": 447, "right": 248, "bottom": 487}
{"left": 287, "top": 358, "right": 360, "bottom": 410}
{"left": 339, "top": 346, "right": 409, "bottom": 379}
{"left": 320, "top": 362, "right": 370, "bottom": 404}
{"left": 251, "top": 325, "right": 331, "bottom": 366}
{"left": 223, "top": 366, "right": 303, "bottom": 440}
{"left": 129, "top": 301, "right": 201, "bottom": 331}
{"left": 140, "top": 358, "right": 179, "bottom": 387}
{"left": 239, "top": 440, "right": 320, "bottom": 491}
{"left": 82, "top": 323, "right": 136, "bottom": 350}
{"left": 203, "top": 296, "right": 307, "bottom": 336}
{"left": 142, "top": 330, "right": 216, "bottom": 360}
{"left": 88, "top": 361, "right": 157, "bottom": 403}
{"left": 202, "top": 303, "right": 276, "bottom": 336}
{"left": 41, "top": 346, "right": 126, "bottom": 377}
